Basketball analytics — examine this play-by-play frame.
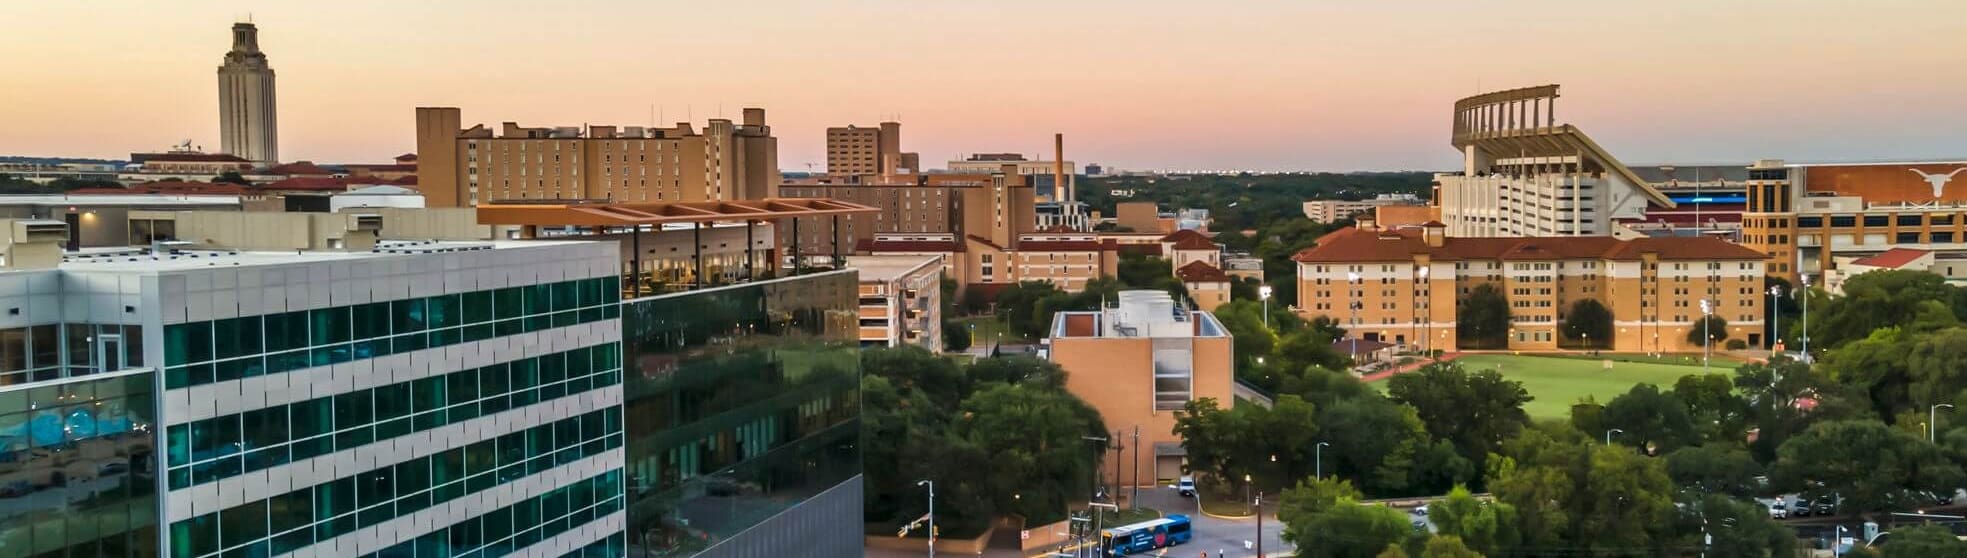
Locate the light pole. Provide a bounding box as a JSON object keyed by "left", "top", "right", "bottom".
{"left": 1800, "top": 273, "right": 1812, "bottom": 361}
{"left": 1254, "top": 490, "right": 1265, "bottom": 558}
{"left": 1699, "top": 298, "right": 1713, "bottom": 375}
{"left": 918, "top": 480, "right": 935, "bottom": 558}
{"left": 1315, "top": 441, "right": 1331, "bottom": 479}
{"left": 1259, "top": 285, "right": 1273, "bottom": 330}
{"left": 1934, "top": 404, "right": 1956, "bottom": 443}
{"left": 1834, "top": 525, "right": 1847, "bottom": 558}
{"left": 1348, "top": 271, "right": 1362, "bottom": 360}
{"left": 1243, "top": 474, "right": 1253, "bottom": 515}
{"left": 1768, "top": 284, "right": 1783, "bottom": 351}
{"left": 1606, "top": 428, "right": 1624, "bottom": 446}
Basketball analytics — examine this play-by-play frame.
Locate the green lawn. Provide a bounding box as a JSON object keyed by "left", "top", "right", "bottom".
{"left": 1401, "top": 354, "right": 1727, "bottom": 419}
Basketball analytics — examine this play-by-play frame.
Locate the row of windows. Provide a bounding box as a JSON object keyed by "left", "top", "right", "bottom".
{"left": 163, "top": 276, "right": 621, "bottom": 390}
{"left": 356, "top": 532, "right": 628, "bottom": 558}
{"left": 169, "top": 431, "right": 623, "bottom": 558}
{"left": 166, "top": 342, "right": 621, "bottom": 489}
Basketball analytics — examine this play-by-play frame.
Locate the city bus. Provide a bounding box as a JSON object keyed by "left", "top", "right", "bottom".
{"left": 1101, "top": 514, "right": 1193, "bottom": 556}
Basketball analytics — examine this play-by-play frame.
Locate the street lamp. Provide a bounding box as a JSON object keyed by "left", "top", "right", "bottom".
{"left": 1800, "top": 274, "right": 1813, "bottom": 361}
{"left": 1259, "top": 285, "right": 1273, "bottom": 329}
{"left": 918, "top": 480, "right": 936, "bottom": 558}
{"left": 1606, "top": 428, "right": 1624, "bottom": 445}
{"left": 1934, "top": 404, "right": 1956, "bottom": 443}
{"left": 1768, "top": 284, "right": 1784, "bottom": 351}
{"left": 1315, "top": 441, "right": 1331, "bottom": 479}
{"left": 1348, "top": 271, "right": 1362, "bottom": 360}
{"left": 1243, "top": 473, "right": 1253, "bottom": 515}
{"left": 1699, "top": 298, "right": 1713, "bottom": 376}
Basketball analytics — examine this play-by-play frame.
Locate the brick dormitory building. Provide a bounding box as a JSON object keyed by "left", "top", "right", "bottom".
{"left": 1292, "top": 217, "right": 1766, "bottom": 353}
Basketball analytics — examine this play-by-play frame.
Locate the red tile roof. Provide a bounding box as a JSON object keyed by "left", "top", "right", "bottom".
{"left": 261, "top": 177, "right": 354, "bottom": 192}
{"left": 1161, "top": 229, "right": 1211, "bottom": 243}
{"left": 1851, "top": 248, "right": 1930, "bottom": 269}
{"left": 1169, "top": 236, "right": 1218, "bottom": 251}
{"left": 131, "top": 152, "right": 250, "bottom": 163}
{"left": 265, "top": 161, "right": 336, "bottom": 176}
{"left": 1291, "top": 227, "right": 1766, "bottom": 263}
{"left": 69, "top": 181, "right": 249, "bottom": 196}
{"left": 394, "top": 153, "right": 418, "bottom": 162}
{"left": 1176, "top": 261, "right": 1231, "bottom": 282}
{"left": 859, "top": 238, "right": 965, "bottom": 253}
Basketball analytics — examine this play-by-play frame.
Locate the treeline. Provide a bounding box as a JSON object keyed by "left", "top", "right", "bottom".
{"left": 1190, "top": 268, "right": 1967, "bottom": 557}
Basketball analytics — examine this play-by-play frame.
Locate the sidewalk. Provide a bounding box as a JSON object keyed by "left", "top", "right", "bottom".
{"left": 1359, "top": 352, "right": 1461, "bottom": 383}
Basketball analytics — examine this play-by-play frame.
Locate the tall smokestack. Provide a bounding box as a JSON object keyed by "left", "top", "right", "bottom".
{"left": 1054, "top": 133, "right": 1068, "bottom": 203}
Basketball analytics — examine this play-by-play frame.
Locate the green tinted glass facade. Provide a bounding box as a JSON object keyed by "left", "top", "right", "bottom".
{"left": 618, "top": 271, "right": 861, "bottom": 556}
{"left": 0, "top": 371, "right": 160, "bottom": 558}
{"left": 168, "top": 408, "right": 623, "bottom": 558}
{"left": 162, "top": 276, "right": 621, "bottom": 389}
{"left": 164, "top": 343, "right": 622, "bottom": 490}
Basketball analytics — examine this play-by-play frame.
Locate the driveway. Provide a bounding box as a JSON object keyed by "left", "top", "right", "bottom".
{"left": 1134, "top": 485, "right": 1292, "bottom": 557}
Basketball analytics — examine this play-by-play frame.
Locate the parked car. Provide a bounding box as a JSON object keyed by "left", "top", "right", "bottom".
{"left": 1789, "top": 498, "right": 1812, "bottom": 518}
{"left": 1177, "top": 476, "right": 1196, "bottom": 497}
{"left": 1767, "top": 500, "right": 1789, "bottom": 519}
{"left": 1812, "top": 496, "right": 1839, "bottom": 517}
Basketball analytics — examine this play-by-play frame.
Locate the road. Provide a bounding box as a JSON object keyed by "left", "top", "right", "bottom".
{"left": 1135, "top": 485, "right": 1291, "bottom": 558}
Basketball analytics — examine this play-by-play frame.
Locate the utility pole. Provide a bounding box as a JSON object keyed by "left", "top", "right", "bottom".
{"left": 917, "top": 480, "right": 936, "bottom": 558}
{"left": 1131, "top": 425, "right": 1141, "bottom": 511}
{"left": 1112, "top": 430, "right": 1123, "bottom": 504}
{"left": 1082, "top": 435, "right": 1108, "bottom": 504}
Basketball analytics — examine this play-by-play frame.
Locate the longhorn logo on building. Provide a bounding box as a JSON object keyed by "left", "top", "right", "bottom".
{"left": 1910, "top": 167, "right": 1967, "bottom": 198}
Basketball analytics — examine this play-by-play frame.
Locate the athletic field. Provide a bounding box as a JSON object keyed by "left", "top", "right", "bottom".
{"left": 1389, "top": 354, "right": 1729, "bottom": 419}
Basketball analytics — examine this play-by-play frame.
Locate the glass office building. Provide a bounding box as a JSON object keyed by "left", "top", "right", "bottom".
{"left": 0, "top": 239, "right": 631, "bottom": 558}
{"left": 619, "top": 270, "right": 864, "bottom": 557}
{"left": 1, "top": 239, "right": 865, "bottom": 558}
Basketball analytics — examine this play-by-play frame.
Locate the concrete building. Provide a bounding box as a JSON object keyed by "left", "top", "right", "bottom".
{"left": 119, "top": 150, "right": 262, "bottom": 184}
{"left": 1114, "top": 201, "right": 1165, "bottom": 233}
{"left": 1293, "top": 217, "right": 1766, "bottom": 353}
{"left": 1736, "top": 159, "right": 1967, "bottom": 284}
{"left": 0, "top": 193, "right": 244, "bottom": 250}
{"left": 1175, "top": 261, "right": 1233, "bottom": 312}
{"left": 0, "top": 202, "right": 872, "bottom": 558}
{"left": 1301, "top": 194, "right": 1424, "bottom": 223}
{"left": 414, "top": 107, "right": 778, "bottom": 208}
{"left": 1046, "top": 290, "right": 1233, "bottom": 484}
{"left": 1435, "top": 85, "right": 1675, "bottom": 237}
{"left": 779, "top": 177, "right": 968, "bottom": 259}
{"left": 826, "top": 122, "right": 918, "bottom": 178}
{"left": 329, "top": 185, "right": 425, "bottom": 212}
{"left": 847, "top": 254, "right": 944, "bottom": 351}
{"left": 947, "top": 153, "right": 1077, "bottom": 202}
{"left": 217, "top": 23, "right": 279, "bottom": 167}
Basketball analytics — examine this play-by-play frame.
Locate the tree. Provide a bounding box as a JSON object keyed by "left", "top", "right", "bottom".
{"left": 1386, "top": 362, "right": 1532, "bottom": 479}
{"left": 962, "top": 354, "right": 1066, "bottom": 391}
{"left": 1429, "top": 485, "right": 1519, "bottom": 556}
{"left": 1808, "top": 269, "right": 1962, "bottom": 350}
{"left": 951, "top": 383, "right": 1106, "bottom": 521}
{"left": 1734, "top": 357, "right": 1831, "bottom": 462}
{"left": 1286, "top": 497, "right": 1416, "bottom": 558}
{"left": 1488, "top": 424, "right": 1677, "bottom": 553}
{"left": 1417, "top": 536, "right": 1483, "bottom": 558}
{"left": 1456, "top": 284, "right": 1509, "bottom": 349}
{"left": 1674, "top": 495, "right": 1797, "bottom": 558}
{"left": 1116, "top": 253, "right": 1170, "bottom": 288}
{"left": 941, "top": 319, "right": 970, "bottom": 352}
{"left": 1317, "top": 397, "right": 1464, "bottom": 496}
{"left": 1825, "top": 327, "right": 1916, "bottom": 420}
{"left": 1595, "top": 384, "right": 1699, "bottom": 454}
{"left": 1664, "top": 444, "right": 1762, "bottom": 497}
{"left": 1687, "top": 315, "right": 1729, "bottom": 347}
{"left": 1673, "top": 373, "right": 1749, "bottom": 444}
{"left": 1906, "top": 327, "right": 1967, "bottom": 409}
{"left": 1768, "top": 419, "right": 1963, "bottom": 513}
{"left": 213, "top": 170, "right": 252, "bottom": 186}
{"left": 1560, "top": 299, "right": 1612, "bottom": 349}
{"left": 1883, "top": 525, "right": 1967, "bottom": 557}
{"left": 1277, "top": 476, "right": 1364, "bottom": 526}
{"left": 861, "top": 346, "right": 966, "bottom": 408}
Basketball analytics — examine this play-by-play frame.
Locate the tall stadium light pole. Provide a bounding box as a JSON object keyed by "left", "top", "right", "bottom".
{"left": 1347, "top": 271, "right": 1363, "bottom": 362}
{"left": 1800, "top": 274, "right": 1812, "bottom": 361}
{"left": 1768, "top": 285, "right": 1783, "bottom": 351}
{"left": 1699, "top": 298, "right": 1713, "bottom": 376}
{"left": 1418, "top": 266, "right": 1431, "bottom": 354}
{"left": 917, "top": 480, "right": 935, "bottom": 558}
{"left": 1259, "top": 285, "right": 1273, "bottom": 330}
{"left": 1934, "top": 404, "right": 1956, "bottom": 444}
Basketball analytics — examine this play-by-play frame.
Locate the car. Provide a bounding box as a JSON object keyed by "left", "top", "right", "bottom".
{"left": 1767, "top": 500, "right": 1788, "bottom": 519}
{"left": 1176, "top": 476, "right": 1196, "bottom": 497}
{"left": 1789, "top": 498, "right": 1812, "bottom": 518}
{"left": 1412, "top": 504, "right": 1429, "bottom": 517}
{"left": 1812, "top": 496, "right": 1839, "bottom": 517}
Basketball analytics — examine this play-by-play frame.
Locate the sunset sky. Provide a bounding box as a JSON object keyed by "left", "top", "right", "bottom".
{"left": 3, "top": 0, "right": 1964, "bottom": 171}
